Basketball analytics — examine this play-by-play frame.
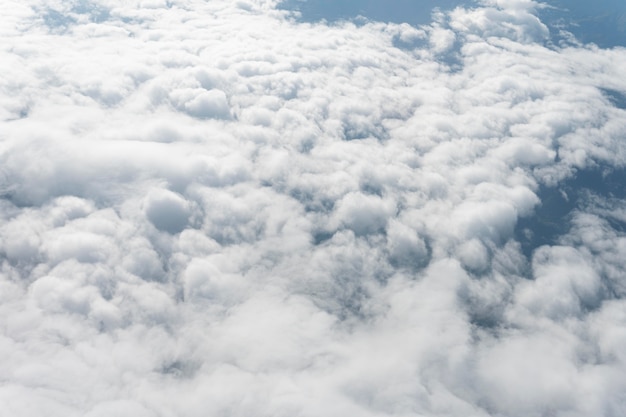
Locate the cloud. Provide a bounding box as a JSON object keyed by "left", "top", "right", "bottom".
{"left": 144, "top": 188, "right": 191, "bottom": 234}
{"left": 1, "top": 0, "right": 626, "bottom": 415}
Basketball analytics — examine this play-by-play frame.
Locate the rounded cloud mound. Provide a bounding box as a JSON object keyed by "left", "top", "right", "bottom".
{"left": 1, "top": 1, "right": 626, "bottom": 416}
{"left": 144, "top": 189, "right": 191, "bottom": 234}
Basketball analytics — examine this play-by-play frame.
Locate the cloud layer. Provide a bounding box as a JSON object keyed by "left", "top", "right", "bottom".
{"left": 1, "top": 0, "right": 626, "bottom": 415}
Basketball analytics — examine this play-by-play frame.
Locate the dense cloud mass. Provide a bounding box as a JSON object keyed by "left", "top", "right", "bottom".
{"left": 1, "top": 0, "right": 626, "bottom": 415}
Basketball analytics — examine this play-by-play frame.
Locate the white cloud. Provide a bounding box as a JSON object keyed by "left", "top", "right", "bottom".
{"left": 1, "top": 0, "right": 626, "bottom": 415}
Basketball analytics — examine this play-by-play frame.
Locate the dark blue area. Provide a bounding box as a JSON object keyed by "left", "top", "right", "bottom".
{"left": 279, "top": 0, "right": 626, "bottom": 48}
{"left": 539, "top": 0, "right": 626, "bottom": 48}
{"left": 600, "top": 88, "right": 626, "bottom": 110}
{"left": 278, "top": 0, "right": 469, "bottom": 26}
{"left": 516, "top": 168, "right": 626, "bottom": 258}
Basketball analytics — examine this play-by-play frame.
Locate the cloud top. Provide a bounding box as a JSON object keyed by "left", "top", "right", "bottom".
{"left": 1, "top": 0, "right": 626, "bottom": 416}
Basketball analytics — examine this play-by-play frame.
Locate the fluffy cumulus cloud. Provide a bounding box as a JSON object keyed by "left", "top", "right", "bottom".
{"left": 1, "top": 0, "right": 626, "bottom": 415}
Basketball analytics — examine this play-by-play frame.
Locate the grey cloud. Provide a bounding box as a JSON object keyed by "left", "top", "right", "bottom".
{"left": 144, "top": 188, "right": 191, "bottom": 234}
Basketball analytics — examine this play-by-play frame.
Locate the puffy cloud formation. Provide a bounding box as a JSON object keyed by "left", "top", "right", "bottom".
{"left": 1, "top": 0, "right": 626, "bottom": 415}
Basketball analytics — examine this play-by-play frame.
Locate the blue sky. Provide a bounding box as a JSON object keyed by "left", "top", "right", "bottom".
{"left": 281, "top": 0, "right": 626, "bottom": 47}
{"left": 279, "top": 0, "right": 466, "bottom": 25}
{"left": 280, "top": 0, "right": 626, "bottom": 21}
